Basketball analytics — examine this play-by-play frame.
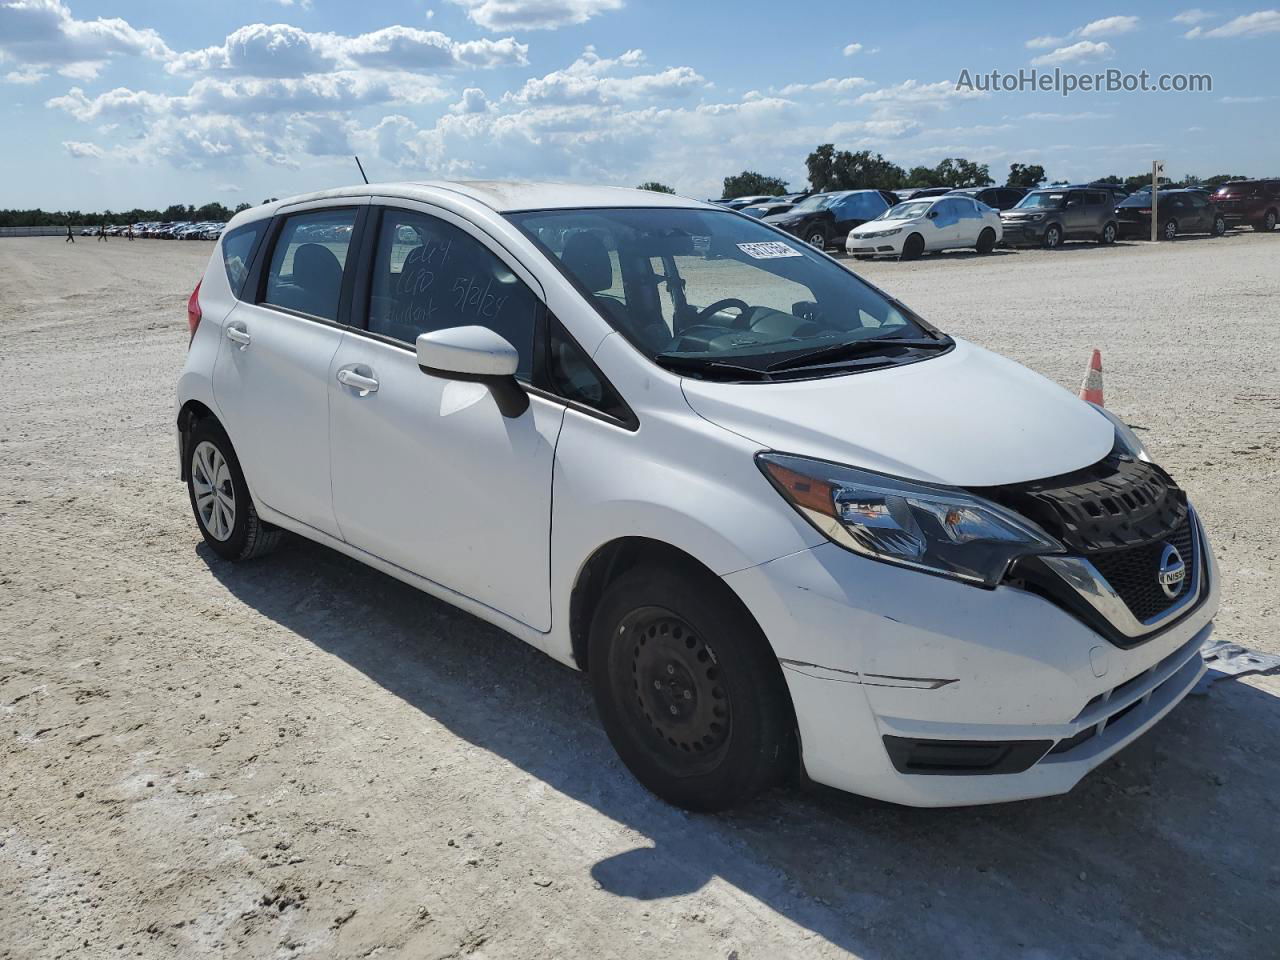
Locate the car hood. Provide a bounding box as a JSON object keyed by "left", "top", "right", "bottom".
{"left": 680, "top": 338, "right": 1114, "bottom": 487}
{"left": 851, "top": 217, "right": 919, "bottom": 233}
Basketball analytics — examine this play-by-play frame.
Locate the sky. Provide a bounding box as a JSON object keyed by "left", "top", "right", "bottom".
{"left": 1, "top": 0, "right": 1278, "bottom": 209}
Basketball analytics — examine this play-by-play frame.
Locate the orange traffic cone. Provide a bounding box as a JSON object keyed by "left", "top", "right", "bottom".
{"left": 1079, "top": 349, "right": 1104, "bottom": 406}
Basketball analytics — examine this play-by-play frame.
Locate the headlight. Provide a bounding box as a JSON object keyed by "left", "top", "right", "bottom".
{"left": 758, "top": 453, "right": 1062, "bottom": 586}
{"left": 861, "top": 228, "right": 902, "bottom": 239}
{"left": 1091, "top": 404, "right": 1151, "bottom": 462}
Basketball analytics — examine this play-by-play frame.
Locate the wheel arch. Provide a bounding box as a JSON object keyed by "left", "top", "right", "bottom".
{"left": 176, "top": 399, "right": 219, "bottom": 481}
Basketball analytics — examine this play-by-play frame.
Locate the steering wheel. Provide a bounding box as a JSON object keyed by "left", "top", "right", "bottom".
{"left": 695, "top": 298, "right": 753, "bottom": 329}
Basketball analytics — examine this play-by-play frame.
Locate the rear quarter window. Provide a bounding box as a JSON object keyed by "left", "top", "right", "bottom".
{"left": 220, "top": 222, "right": 264, "bottom": 299}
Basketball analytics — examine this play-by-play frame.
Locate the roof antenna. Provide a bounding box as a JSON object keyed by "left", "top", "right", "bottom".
{"left": 354, "top": 155, "right": 369, "bottom": 185}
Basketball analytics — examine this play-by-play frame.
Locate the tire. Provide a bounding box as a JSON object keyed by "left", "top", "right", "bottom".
{"left": 975, "top": 227, "right": 996, "bottom": 254}
{"left": 587, "top": 562, "right": 796, "bottom": 811}
{"left": 1042, "top": 224, "right": 1063, "bottom": 249}
{"left": 186, "top": 418, "right": 281, "bottom": 562}
{"left": 805, "top": 229, "right": 827, "bottom": 250}
{"left": 1257, "top": 209, "right": 1278, "bottom": 232}
{"left": 900, "top": 233, "right": 925, "bottom": 261}
{"left": 1163, "top": 219, "right": 1178, "bottom": 241}
{"left": 1099, "top": 221, "right": 1117, "bottom": 245}
{"left": 1213, "top": 215, "right": 1227, "bottom": 237}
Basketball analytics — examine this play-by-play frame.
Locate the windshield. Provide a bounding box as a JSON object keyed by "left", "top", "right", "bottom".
{"left": 1016, "top": 192, "right": 1066, "bottom": 209}
{"left": 878, "top": 201, "right": 933, "bottom": 221}
{"left": 507, "top": 207, "right": 942, "bottom": 379}
{"left": 789, "top": 193, "right": 834, "bottom": 212}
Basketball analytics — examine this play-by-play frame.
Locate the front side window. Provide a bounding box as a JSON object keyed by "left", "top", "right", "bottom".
{"left": 367, "top": 208, "right": 538, "bottom": 379}
{"left": 508, "top": 207, "right": 943, "bottom": 381}
{"left": 1018, "top": 192, "right": 1066, "bottom": 209}
{"left": 221, "top": 222, "right": 263, "bottom": 297}
{"left": 836, "top": 192, "right": 888, "bottom": 220}
{"left": 263, "top": 209, "right": 357, "bottom": 322}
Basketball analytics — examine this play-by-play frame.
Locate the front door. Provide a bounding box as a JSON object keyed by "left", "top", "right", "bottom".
{"left": 211, "top": 201, "right": 366, "bottom": 538}
{"left": 327, "top": 202, "right": 563, "bottom": 630}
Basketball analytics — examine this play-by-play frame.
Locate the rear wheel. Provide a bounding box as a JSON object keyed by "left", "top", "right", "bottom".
{"left": 187, "top": 418, "right": 281, "bottom": 562}
{"left": 1099, "top": 221, "right": 1117, "bottom": 245}
{"left": 1163, "top": 219, "right": 1178, "bottom": 241}
{"left": 975, "top": 227, "right": 997, "bottom": 254}
{"left": 1042, "top": 224, "right": 1063, "bottom": 249}
{"left": 588, "top": 563, "right": 795, "bottom": 811}
{"left": 900, "top": 233, "right": 925, "bottom": 261}
{"left": 1258, "top": 209, "right": 1278, "bottom": 232}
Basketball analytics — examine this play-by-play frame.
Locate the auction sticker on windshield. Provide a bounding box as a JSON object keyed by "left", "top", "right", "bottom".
{"left": 737, "top": 241, "right": 803, "bottom": 259}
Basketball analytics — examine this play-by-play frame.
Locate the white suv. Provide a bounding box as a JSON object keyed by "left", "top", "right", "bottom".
{"left": 177, "top": 182, "right": 1218, "bottom": 810}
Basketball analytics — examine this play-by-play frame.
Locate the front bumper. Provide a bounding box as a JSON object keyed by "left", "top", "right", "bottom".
{"left": 999, "top": 221, "right": 1047, "bottom": 245}
{"left": 845, "top": 235, "right": 904, "bottom": 257}
{"left": 725, "top": 533, "right": 1219, "bottom": 807}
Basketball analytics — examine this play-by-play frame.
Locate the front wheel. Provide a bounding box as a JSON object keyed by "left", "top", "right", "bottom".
{"left": 588, "top": 563, "right": 795, "bottom": 811}
{"left": 187, "top": 418, "right": 281, "bottom": 562}
{"left": 1042, "top": 224, "right": 1063, "bottom": 249}
{"left": 1213, "top": 215, "right": 1227, "bottom": 237}
{"left": 805, "top": 229, "right": 827, "bottom": 250}
{"left": 975, "top": 227, "right": 997, "bottom": 254}
{"left": 1163, "top": 219, "right": 1178, "bottom": 241}
{"left": 900, "top": 233, "right": 925, "bottom": 261}
{"left": 1099, "top": 221, "right": 1117, "bottom": 245}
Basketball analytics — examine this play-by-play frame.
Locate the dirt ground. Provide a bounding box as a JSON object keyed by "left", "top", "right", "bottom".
{"left": 1, "top": 233, "right": 1278, "bottom": 960}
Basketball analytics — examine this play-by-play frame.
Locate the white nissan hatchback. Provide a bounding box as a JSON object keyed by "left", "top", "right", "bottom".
{"left": 177, "top": 182, "right": 1218, "bottom": 810}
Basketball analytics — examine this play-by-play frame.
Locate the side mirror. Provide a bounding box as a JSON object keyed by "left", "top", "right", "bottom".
{"left": 417, "top": 326, "right": 529, "bottom": 418}
{"left": 1066, "top": 200, "right": 1079, "bottom": 208}
{"left": 926, "top": 210, "right": 939, "bottom": 220}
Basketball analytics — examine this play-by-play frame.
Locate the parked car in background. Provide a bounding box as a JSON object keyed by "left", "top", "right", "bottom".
{"left": 1000, "top": 188, "right": 1118, "bottom": 248}
{"left": 763, "top": 189, "right": 897, "bottom": 249}
{"left": 1073, "top": 182, "right": 1130, "bottom": 206}
{"left": 722, "top": 195, "right": 780, "bottom": 210}
{"left": 80, "top": 227, "right": 94, "bottom": 236}
{"left": 847, "top": 194, "right": 1003, "bottom": 259}
{"left": 1211, "top": 179, "right": 1280, "bottom": 232}
{"left": 946, "top": 186, "right": 1028, "bottom": 211}
{"left": 1115, "top": 189, "right": 1227, "bottom": 240}
{"left": 740, "top": 200, "right": 798, "bottom": 219}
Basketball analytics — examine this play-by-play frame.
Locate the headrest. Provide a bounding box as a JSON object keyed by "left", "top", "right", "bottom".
{"left": 293, "top": 243, "right": 343, "bottom": 286}
{"left": 560, "top": 231, "right": 613, "bottom": 294}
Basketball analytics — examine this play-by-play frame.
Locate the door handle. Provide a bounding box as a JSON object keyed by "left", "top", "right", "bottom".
{"left": 337, "top": 368, "right": 379, "bottom": 394}
{"left": 225, "top": 325, "right": 251, "bottom": 348}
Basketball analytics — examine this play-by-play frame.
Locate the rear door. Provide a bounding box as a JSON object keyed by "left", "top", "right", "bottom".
{"left": 326, "top": 201, "right": 564, "bottom": 630}
{"left": 951, "top": 196, "right": 986, "bottom": 247}
{"left": 211, "top": 199, "right": 368, "bottom": 538}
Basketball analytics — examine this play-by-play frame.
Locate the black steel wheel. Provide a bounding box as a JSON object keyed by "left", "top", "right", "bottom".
{"left": 588, "top": 562, "right": 796, "bottom": 811}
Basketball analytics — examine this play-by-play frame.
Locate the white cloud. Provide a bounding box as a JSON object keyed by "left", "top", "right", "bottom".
{"left": 0, "top": 0, "right": 171, "bottom": 76}
{"left": 1220, "top": 94, "right": 1274, "bottom": 103}
{"left": 1172, "top": 9, "right": 1214, "bottom": 24}
{"left": 3, "top": 65, "right": 46, "bottom": 83}
{"left": 855, "top": 79, "right": 987, "bottom": 106}
{"left": 450, "top": 87, "right": 494, "bottom": 114}
{"left": 1199, "top": 10, "right": 1280, "bottom": 37}
{"left": 505, "top": 48, "right": 704, "bottom": 105}
{"left": 447, "top": 0, "right": 623, "bottom": 31}
{"left": 1022, "top": 111, "right": 1113, "bottom": 121}
{"left": 62, "top": 139, "right": 103, "bottom": 158}
{"left": 1078, "top": 15, "right": 1139, "bottom": 38}
{"left": 167, "top": 23, "right": 528, "bottom": 76}
{"left": 842, "top": 42, "right": 862, "bottom": 56}
{"left": 1025, "top": 35, "right": 1064, "bottom": 48}
{"left": 217, "top": 183, "right": 242, "bottom": 192}
{"left": 1031, "top": 40, "right": 1115, "bottom": 66}
{"left": 272, "top": 0, "right": 313, "bottom": 8}
{"left": 776, "top": 76, "right": 871, "bottom": 96}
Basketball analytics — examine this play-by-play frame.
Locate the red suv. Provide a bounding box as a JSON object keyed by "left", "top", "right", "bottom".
{"left": 1212, "top": 179, "right": 1280, "bottom": 232}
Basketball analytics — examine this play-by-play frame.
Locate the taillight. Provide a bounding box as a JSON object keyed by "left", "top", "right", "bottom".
{"left": 187, "top": 279, "right": 203, "bottom": 344}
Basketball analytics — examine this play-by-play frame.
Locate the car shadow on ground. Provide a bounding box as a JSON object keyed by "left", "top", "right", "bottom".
{"left": 201, "top": 535, "right": 1280, "bottom": 960}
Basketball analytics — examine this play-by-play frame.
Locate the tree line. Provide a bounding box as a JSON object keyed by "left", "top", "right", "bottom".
{"left": 0, "top": 200, "right": 257, "bottom": 229}
{"left": 640, "top": 146, "right": 1255, "bottom": 199}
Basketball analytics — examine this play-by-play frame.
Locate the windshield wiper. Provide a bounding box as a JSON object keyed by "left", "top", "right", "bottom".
{"left": 765, "top": 336, "right": 952, "bottom": 373}
{"left": 653, "top": 353, "right": 773, "bottom": 381}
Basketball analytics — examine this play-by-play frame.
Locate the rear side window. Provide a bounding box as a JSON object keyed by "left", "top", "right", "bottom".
{"left": 221, "top": 222, "right": 263, "bottom": 298}
{"left": 263, "top": 209, "right": 358, "bottom": 322}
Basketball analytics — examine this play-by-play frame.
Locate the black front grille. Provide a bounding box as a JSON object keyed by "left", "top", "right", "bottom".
{"left": 1089, "top": 519, "right": 1195, "bottom": 622}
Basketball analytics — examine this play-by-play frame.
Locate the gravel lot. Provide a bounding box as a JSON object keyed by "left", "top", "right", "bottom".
{"left": 2, "top": 233, "right": 1277, "bottom": 960}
